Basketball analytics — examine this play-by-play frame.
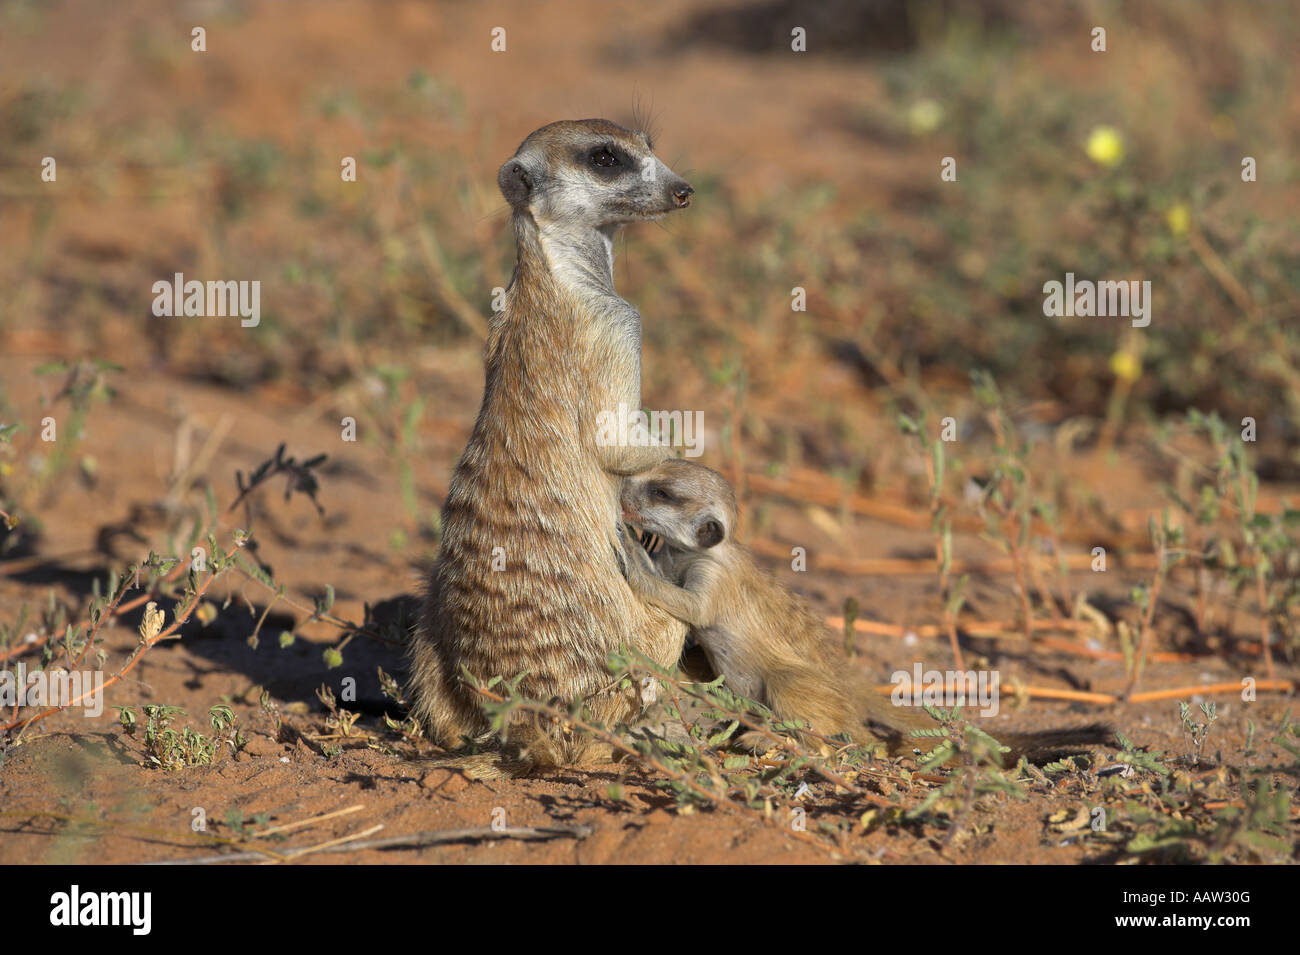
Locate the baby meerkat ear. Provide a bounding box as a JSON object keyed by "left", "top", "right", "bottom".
{"left": 498, "top": 159, "right": 534, "bottom": 208}
{"left": 695, "top": 517, "right": 725, "bottom": 549}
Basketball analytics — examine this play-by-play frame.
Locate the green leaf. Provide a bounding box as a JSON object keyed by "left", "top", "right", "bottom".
{"left": 707, "top": 721, "right": 739, "bottom": 747}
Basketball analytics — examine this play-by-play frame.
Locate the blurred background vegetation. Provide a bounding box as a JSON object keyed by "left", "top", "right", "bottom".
{"left": 1, "top": 0, "right": 1298, "bottom": 540}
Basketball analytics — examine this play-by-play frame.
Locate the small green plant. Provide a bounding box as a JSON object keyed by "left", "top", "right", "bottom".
{"left": 1178, "top": 700, "right": 1218, "bottom": 766}
{"left": 377, "top": 666, "right": 404, "bottom": 704}
{"left": 224, "top": 809, "right": 273, "bottom": 838}
{"left": 383, "top": 711, "right": 425, "bottom": 745}
{"left": 256, "top": 687, "right": 283, "bottom": 740}
{"left": 904, "top": 704, "right": 1025, "bottom": 845}
{"left": 1122, "top": 511, "right": 1185, "bottom": 697}
{"left": 316, "top": 684, "right": 361, "bottom": 738}
{"left": 1040, "top": 754, "right": 1094, "bottom": 775}
{"left": 135, "top": 703, "right": 244, "bottom": 771}
{"left": 114, "top": 705, "right": 137, "bottom": 735}
{"left": 0, "top": 362, "right": 118, "bottom": 547}
{"left": 897, "top": 409, "right": 968, "bottom": 669}
{"left": 1112, "top": 729, "right": 1171, "bottom": 777}
{"left": 967, "top": 370, "right": 1067, "bottom": 647}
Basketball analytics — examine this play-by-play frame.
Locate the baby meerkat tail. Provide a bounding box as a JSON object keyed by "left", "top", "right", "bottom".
{"left": 741, "top": 662, "right": 862, "bottom": 754}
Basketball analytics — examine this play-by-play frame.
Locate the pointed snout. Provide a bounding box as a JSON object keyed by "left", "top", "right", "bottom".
{"left": 671, "top": 181, "right": 694, "bottom": 208}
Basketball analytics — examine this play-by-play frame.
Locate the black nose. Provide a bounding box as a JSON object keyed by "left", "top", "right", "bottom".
{"left": 672, "top": 184, "right": 694, "bottom": 207}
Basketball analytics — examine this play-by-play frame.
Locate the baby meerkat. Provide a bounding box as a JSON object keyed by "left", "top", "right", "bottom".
{"left": 407, "top": 120, "right": 694, "bottom": 776}
{"left": 620, "top": 459, "right": 1113, "bottom": 763}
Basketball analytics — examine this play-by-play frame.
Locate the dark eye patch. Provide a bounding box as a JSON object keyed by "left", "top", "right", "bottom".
{"left": 587, "top": 143, "right": 633, "bottom": 175}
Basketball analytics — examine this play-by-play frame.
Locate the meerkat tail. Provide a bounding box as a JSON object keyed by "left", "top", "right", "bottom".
{"left": 856, "top": 688, "right": 1114, "bottom": 765}
{"left": 762, "top": 663, "right": 860, "bottom": 742}
{"left": 996, "top": 722, "right": 1117, "bottom": 765}
{"left": 419, "top": 751, "right": 538, "bottom": 781}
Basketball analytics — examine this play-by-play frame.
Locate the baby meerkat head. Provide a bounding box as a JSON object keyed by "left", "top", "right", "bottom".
{"left": 621, "top": 459, "right": 738, "bottom": 553}
{"left": 498, "top": 119, "right": 693, "bottom": 230}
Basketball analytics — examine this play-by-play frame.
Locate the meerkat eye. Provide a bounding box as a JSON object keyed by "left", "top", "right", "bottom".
{"left": 590, "top": 148, "right": 620, "bottom": 168}
{"left": 650, "top": 486, "right": 671, "bottom": 502}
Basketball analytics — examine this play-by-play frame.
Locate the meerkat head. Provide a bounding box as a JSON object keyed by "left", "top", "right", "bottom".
{"left": 498, "top": 119, "right": 693, "bottom": 232}
{"left": 621, "top": 459, "right": 738, "bottom": 554}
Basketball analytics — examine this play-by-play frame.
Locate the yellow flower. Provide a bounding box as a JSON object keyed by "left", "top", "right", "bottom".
{"left": 1110, "top": 350, "right": 1141, "bottom": 382}
{"left": 1085, "top": 126, "right": 1125, "bottom": 167}
{"left": 1166, "top": 202, "right": 1190, "bottom": 237}
{"left": 908, "top": 99, "right": 943, "bottom": 136}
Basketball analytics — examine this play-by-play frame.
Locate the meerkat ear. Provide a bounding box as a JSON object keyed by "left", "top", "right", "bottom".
{"left": 498, "top": 159, "right": 534, "bottom": 208}
{"left": 695, "top": 518, "right": 725, "bottom": 549}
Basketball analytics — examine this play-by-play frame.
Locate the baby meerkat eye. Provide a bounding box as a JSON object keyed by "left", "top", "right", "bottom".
{"left": 650, "top": 486, "right": 671, "bottom": 502}
{"left": 590, "top": 148, "right": 619, "bottom": 168}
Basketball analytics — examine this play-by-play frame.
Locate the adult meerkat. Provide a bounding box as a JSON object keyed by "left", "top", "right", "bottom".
{"left": 620, "top": 459, "right": 1114, "bottom": 763}
{"left": 407, "top": 120, "right": 693, "bottom": 773}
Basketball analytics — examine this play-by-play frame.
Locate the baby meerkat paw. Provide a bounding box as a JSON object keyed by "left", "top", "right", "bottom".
{"left": 620, "top": 522, "right": 658, "bottom": 577}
